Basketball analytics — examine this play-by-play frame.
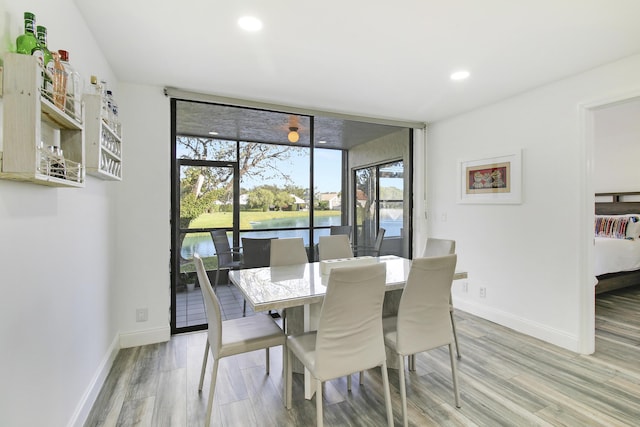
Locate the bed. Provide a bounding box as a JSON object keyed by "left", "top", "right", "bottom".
{"left": 595, "top": 192, "right": 640, "bottom": 294}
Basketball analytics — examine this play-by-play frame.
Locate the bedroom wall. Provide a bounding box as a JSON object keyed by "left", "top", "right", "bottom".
{"left": 593, "top": 98, "right": 640, "bottom": 192}
{"left": 0, "top": 0, "right": 121, "bottom": 426}
{"left": 424, "top": 52, "right": 640, "bottom": 353}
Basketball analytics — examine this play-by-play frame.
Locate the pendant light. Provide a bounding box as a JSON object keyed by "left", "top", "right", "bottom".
{"left": 288, "top": 127, "right": 299, "bottom": 143}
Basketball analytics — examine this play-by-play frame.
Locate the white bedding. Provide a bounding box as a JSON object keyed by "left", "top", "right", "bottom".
{"left": 594, "top": 236, "right": 640, "bottom": 276}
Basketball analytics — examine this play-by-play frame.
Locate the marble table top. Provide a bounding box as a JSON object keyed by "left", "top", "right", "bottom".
{"left": 228, "top": 255, "right": 467, "bottom": 312}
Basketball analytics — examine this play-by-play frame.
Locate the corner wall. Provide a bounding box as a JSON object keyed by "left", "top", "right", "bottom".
{"left": 425, "top": 53, "right": 640, "bottom": 353}
{"left": 0, "top": 0, "right": 121, "bottom": 425}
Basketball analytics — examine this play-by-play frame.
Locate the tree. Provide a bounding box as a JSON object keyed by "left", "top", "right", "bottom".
{"left": 273, "top": 191, "right": 294, "bottom": 211}
{"left": 247, "top": 188, "right": 275, "bottom": 211}
{"left": 177, "top": 137, "right": 306, "bottom": 225}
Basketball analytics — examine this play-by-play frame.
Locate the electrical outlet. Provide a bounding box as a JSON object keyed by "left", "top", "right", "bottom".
{"left": 136, "top": 308, "right": 148, "bottom": 322}
{"left": 461, "top": 281, "right": 468, "bottom": 293}
{"left": 479, "top": 287, "right": 486, "bottom": 298}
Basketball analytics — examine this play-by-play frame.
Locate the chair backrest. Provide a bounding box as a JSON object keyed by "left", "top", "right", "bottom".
{"left": 423, "top": 238, "right": 456, "bottom": 257}
{"left": 242, "top": 237, "right": 276, "bottom": 268}
{"left": 314, "top": 262, "right": 387, "bottom": 381}
{"left": 330, "top": 225, "right": 352, "bottom": 239}
{"left": 270, "top": 237, "right": 308, "bottom": 266}
{"left": 396, "top": 255, "right": 457, "bottom": 356}
{"left": 210, "top": 230, "right": 234, "bottom": 267}
{"left": 318, "top": 235, "right": 354, "bottom": 261}
{"left": 373, "top": 228, "right": 386, "bottom": 254}
{"left": 193, "top": 253, "right": 223, "bottom": 357}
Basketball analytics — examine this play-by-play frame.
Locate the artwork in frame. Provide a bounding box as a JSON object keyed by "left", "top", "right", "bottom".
{"left": 457, "top": 150, "right": 522, "bottom": 204}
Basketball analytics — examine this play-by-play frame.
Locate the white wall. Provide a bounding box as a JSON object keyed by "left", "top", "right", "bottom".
{"left": 593, "top": 98, "right": 640, "bottom": 192}
{"left": 423, "top": 53, "right": 640, "bottom": 353}
{"left": 0, "top": 0, "right": 122, "bottom": 426}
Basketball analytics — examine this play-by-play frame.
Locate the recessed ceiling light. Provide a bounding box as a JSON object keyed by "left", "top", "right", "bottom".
{"left": 208, "top": 131, "right": 219, "bottom": 136}
{"left": 318, "top": 140, "right": 327, "bottom": 144}
{"left": 450, "top": 70, "right": 470, "bottom": 81}
{"left": 238, "top": 16, "right": 263, "bottom": 32}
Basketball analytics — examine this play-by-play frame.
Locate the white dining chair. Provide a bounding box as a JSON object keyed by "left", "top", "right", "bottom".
{"left": 270, "top": 237, "right": 308, "bottom": 266}
{"left": 285, "top": 262, "right": 394, "bottom": 427}
{"left": 383, "top": 255, "right": 461, "bottom": 427}
{"left": 318, "top": 234, "right": 353, "bottom": 261}
{"left": 423, "top": 237, "right": 461, "bottom": 359}
{"left": 193, "top": 253, "right": 286, "bottom": 427}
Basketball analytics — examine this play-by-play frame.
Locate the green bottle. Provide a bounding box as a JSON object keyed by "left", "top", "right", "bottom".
{"left": 16, "top": 12, "right": 42, "bottom": 57}
{"left": 36, "top": 25, "right": 54, "bottom": 99}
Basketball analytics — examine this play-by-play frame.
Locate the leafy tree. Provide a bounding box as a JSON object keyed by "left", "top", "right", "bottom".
{"left": 273, "top": 191, "right": 294, "bottom": 211}
{"left": 177, "top": 137, "right": 306, "bottom": 226}
{"left": 247, "top": 188, "right": 275, "bottom": 211}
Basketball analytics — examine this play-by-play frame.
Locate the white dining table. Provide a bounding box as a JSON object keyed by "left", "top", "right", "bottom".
{"left": 228, "top": 255, "right": 467, "bottom": 399}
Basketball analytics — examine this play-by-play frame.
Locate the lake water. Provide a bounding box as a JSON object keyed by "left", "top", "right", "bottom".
{"left": 180, "top": 216, "right": 402, "bottom": 259}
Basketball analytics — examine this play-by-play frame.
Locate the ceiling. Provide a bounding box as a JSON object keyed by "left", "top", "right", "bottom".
{"left": 75, "top": 1, "right": 640, "bottom": 148}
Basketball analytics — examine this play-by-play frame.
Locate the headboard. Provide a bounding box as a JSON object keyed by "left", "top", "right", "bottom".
{"left": 595, "top": 192, "right": 640, "bottom": 215}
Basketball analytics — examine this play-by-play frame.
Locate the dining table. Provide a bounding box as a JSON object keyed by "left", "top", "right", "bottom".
{"left": 228, "top": 255, "right": 468, "bottom": 399}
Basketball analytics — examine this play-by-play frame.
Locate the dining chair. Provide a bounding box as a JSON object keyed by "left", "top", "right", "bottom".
{"left": 270, "top": 237, "right": 308, "bottom": 329}
{"left": 240, "top": 237, "right": 278, "bottom": 316}
{"left": 318, "top": 234, "right": 353, "bottom": 261}
{"left": 193, "top": 253, "right": 286, "bottom": 427}
{"left": 353, "top": 227, "right": 386, "bottom": 257}
{"left": 329, "top": 225, "right": 352, "bottom": 239}
{"left": 383, "top": 255, "right": 461, "bottom": 427}
{"left": 285, "top": 263, "right": 394, "bottom": 427}
{"left": 209, "top": 230, "right": 243, "bottom": 292}
{"left": 423, "top": 237, "right": 461, "bottom": 359}
{"left": 270, "top": 237, "right": 309, "bottom": 266}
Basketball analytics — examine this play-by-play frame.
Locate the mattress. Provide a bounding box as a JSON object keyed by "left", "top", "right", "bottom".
{"left": 594, "top": 236, "right": 640, "bottom": 276}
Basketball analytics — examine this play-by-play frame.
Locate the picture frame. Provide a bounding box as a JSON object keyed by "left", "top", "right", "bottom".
{"left": 457, "top": 150, "right": 522, "bottom": 204}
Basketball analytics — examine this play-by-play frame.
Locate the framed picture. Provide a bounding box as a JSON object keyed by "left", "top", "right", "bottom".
{"left": 457, "top": 150, "right": 522, "bottom": 204}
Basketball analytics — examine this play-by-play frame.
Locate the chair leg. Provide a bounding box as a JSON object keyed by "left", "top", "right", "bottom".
{"left": 316, "top": 379, "right": 323, "bottom": 427}
{"left": 408, "top": 354, "right": 416, "bottom": 371}
{"left": 359, "top": 370, "right": 364, "bottom": 385}
{"left": 450, "top": 309, "right": 461, "bottom": 359}
{"left": 381, "top": 361, "right": 394, "bottom": 427}
{"left": 205, "top": 358, "right": 219, "bottom": 427}
{"left": 449, "top": 343, "right": 461, "bottom": 408}
{"left": 286, "top": 348, "right": 292, "bottom": 409}
{"left": 399, "top": 355, "right": 408, "bottom": 427}
{"left": 198, "top": 341, "right": 210, "bottom": 392}
{"left": 214, "top": 268, "right": 221, "bottom": 293}
{"left": 243, "top": 300, "right": 247, "bottom": 317}
{"left": 265, "top": 348, "right": 270, "bottom": 375}
{"left": 347, "top": 374, "right": 352, "bottom": 391}
{"left": 449, "top": 344, "right": 460, "bottom": 408}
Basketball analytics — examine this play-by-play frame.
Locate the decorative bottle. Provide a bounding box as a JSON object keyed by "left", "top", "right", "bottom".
{"left": 35, "top": 25, "right": 54, "bottom": 99}
{"left": 58, "top": 50, "right": 82, "bottom": 118}
{"left": 51, "top": 51, "right": 67, "bottom": 111}
{"left": 16, "top": 12, "right": 42, "bottom": 57}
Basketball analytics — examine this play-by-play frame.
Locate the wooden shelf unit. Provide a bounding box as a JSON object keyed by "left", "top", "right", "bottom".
{"left": 84, "top": 93, "right": 122, "bottom": 180}
{"left": 1, "top": 53, "right": 85, "bottom": 187}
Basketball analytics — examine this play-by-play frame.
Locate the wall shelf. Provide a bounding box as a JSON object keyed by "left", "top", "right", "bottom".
{"left": 0, "top": 53, "right": 85, "bottom": 187}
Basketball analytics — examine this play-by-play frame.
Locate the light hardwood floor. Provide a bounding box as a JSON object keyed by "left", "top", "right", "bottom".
{"left": 85, "top": 285, "right": 640, "bottom": 426}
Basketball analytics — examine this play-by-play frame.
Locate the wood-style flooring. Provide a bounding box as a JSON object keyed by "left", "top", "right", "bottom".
{"left": 85, "top": 285, "right": 640, "bottom": 426}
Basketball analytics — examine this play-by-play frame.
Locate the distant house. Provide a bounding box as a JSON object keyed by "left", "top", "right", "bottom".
{"left": 290, "top": 194, "right": 308, "bottom": 210}
{"left": 318, "top": 192, "right": 341, "bottom": 210}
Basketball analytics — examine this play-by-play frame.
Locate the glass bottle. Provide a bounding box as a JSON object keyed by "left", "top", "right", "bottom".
{"left": 51, "top": 51, "right": 67, "bottom": 111}
{"left": 58, "top": 49, "right": 82, "bottom": 118}
{"left": 36, "top": 25, "right": 54, "bottom": 99}
{"left": 16, "top": 12, "right": 42, "bottom": 57}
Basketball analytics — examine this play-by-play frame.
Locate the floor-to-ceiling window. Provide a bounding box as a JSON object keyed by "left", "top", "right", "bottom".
{"left": 170, "top": 98, "right": 413, "bottom": 333}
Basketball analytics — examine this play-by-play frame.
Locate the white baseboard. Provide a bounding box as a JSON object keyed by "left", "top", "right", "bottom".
{"left": 119, "top": 325, "right": 171, "bottom": 348}
{"left": 67, "top": 334, "right": 120, "bottom": 427}
{"left": 454, "top": 298, "right": 581, "bottom": 353}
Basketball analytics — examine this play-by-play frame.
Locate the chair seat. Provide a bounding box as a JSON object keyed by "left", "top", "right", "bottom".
{"left": 220, "top": 313, "right": 285, "bottom": 358}
{"left": 286, "top": 331, "right": 318, "bottom": 373}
